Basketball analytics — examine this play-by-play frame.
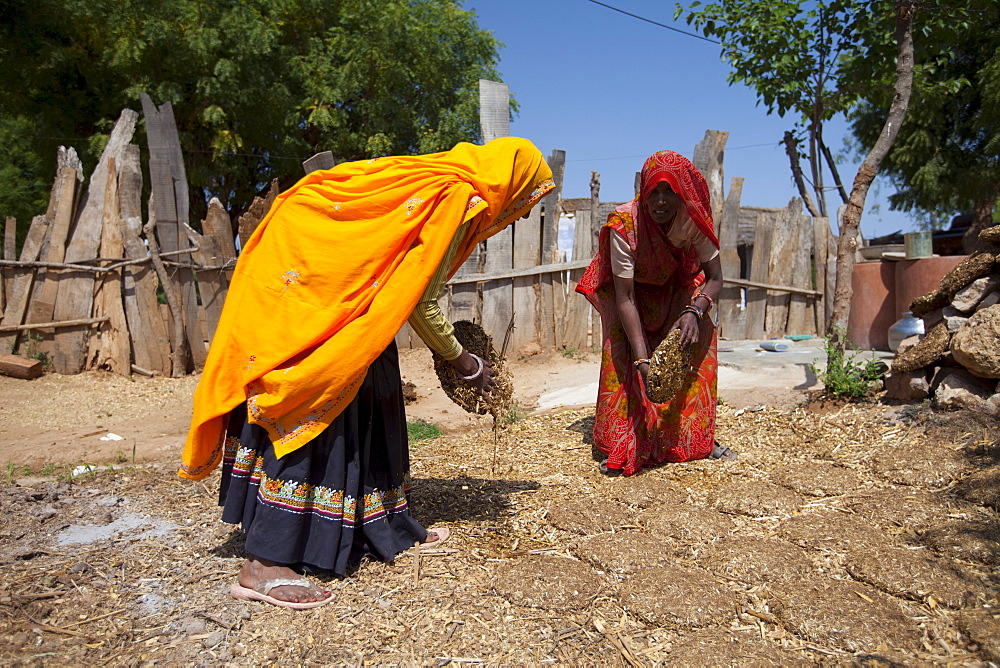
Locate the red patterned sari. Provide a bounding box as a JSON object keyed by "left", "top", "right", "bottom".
{"left": 576, "top": 151, "right": 719, "bottom": 475}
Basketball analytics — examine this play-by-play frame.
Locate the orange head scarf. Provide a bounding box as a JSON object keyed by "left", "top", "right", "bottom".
{"left": 180, "top": 137, "right": 554, "bottom": 480}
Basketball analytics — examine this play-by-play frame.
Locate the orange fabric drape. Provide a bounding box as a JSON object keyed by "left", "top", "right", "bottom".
{"left": 180, "top": 138, "right": 554, "bottom": 480}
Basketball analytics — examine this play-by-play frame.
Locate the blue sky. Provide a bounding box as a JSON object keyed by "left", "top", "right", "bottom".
{"left": 462, "top": 0, "right": 917, "bottom": 240}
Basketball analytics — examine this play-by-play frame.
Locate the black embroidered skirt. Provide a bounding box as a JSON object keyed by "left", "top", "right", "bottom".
{"left": 219, "top": 341, "right": 427, "bottom": 575}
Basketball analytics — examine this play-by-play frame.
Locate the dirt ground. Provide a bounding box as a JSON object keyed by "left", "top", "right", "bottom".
{"left": 2, "top": 350, "right": 1000, "bottom": 665}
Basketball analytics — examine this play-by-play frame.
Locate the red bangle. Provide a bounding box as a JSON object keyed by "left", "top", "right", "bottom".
{"left": 694, "top": 291, "right": 714, "bottom": 313}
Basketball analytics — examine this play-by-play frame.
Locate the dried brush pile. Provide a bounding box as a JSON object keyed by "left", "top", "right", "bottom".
{"left": 645, "top": 329, "right": 694, "bottom": 403}
{"left": 432, "top": 321, "right": 514, "bottom": 421}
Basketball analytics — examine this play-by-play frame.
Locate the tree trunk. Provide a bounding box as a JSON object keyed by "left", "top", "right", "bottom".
{"left": 828, "top": 0, "right": 916, "bottom": 348}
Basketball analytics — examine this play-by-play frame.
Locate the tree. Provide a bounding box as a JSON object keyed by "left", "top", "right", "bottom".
{"left": 0, "top": 0, "right": 504, "bottom": 234}
{"left": 677, "top": 0, "right": 873, "bottom": 218}
{"left": 845, "top": 0, "right": 1000, "bottom": 251}
{"left": 678, "top": 0, "right": 918, "bottom": 350}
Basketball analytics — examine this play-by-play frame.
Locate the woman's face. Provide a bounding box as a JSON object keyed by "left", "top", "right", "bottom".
{"left": 644, "top": 180, "right": 683, "bottom": 226}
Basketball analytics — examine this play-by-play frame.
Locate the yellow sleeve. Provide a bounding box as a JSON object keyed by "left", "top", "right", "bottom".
{"left": 407, "top": 220, "right": 470, "bottom": 360}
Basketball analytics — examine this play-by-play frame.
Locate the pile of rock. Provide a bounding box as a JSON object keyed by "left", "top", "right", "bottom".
{"left": 886, "top": 224, "right": 1000, "bottom": 414}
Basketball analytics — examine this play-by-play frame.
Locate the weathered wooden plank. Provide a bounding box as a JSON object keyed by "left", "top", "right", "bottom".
{"left": 479, "top": 79, "right": 510, "bottom": 142}
{"left": 447, "top": 247, "right": 481, "bottom": 326}
{"left": 52, "top": 109, "right": 138, "bottom": 374}
{"left": 717, "top": 176, "right": 744, "bottom": 340}
{"left": 0, "top": 216, "right": 49, "bottom": 354}
{"left": 744, "top": 213, "right": 774, "bottom": 341}
{"left": 87, "top": 157, "right": 131, "bottom": 374}
{"left": 0, "top": 353, "right": 43, "bottom": 379}
{"left": 303, "top": 151, "right": 335, "bottom": 174}
{"left": 563, "top": 208, "right": 593, "bottom": 350}
{"left": 142, "top": 94, "right": 205, "bottom": 370}
{"left": 764, "top": 199, "right": 802, "bottom": 337}
{"left": 539, "top": 149, "right": 566, "bottom": 349}
{"left": 812, "top": 216, "right": 831, "bottom": 335}
{"left": 0, "top": 217, "right": 10, "bottom": 312}
{"left": 693, "top": 130, "right": 729, "bottom": 238}
{"left": 118, "top": 145, "right": 171, "bottom": 376}
{"left": 27, "top": 150, "right": 83, "bottom": 360}
{"left": 786, "top": 208, "right": 815, "bottom": 335}
{"left": 186, "top": 198, "right": 232, "bottom": 346}
{"left": 237, "top": 180, "right": 280, "bottom": 250}
{"left": 511, "top": 205, "right": 541, "bottom": 350}
{"left": 480, "top": 226, "right": 513, "bottom": 345}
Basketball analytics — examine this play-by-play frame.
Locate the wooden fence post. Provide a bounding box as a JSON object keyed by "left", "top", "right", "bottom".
{"left": 539, "top": 149, "right": 566, "bottom": 349}
{"left": 764, "top": 199, "right": 803, "bottom": 337}
{"left": 142, "top": 94, "right": 206, "bottom": 370}
{"left": 2, "top": 217, "right": 15, "bottom": 309}
{"left": 744, "top": 212, "right": 775, "bottom": 340}
{"left": 52, "top": 108, "right": 138, "bottom": 374}
{"left": 0, "top": 215, "right": 49, "bottom": 354}
{"left": 717, "top": 176, "right": 744, "bottom": 339}
{"left": 693, "top": 130, "right": 729, "bottom": 239}
{"left": 87, "top": 157, "right": 131, "bottom": 373}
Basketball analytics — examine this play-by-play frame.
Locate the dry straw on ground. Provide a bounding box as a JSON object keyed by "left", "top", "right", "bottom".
{"left": 432, "top": 320, "right": 514, "bottom": 421}
{"left": 645, "top": 329, "right": 695, "bottom": 403}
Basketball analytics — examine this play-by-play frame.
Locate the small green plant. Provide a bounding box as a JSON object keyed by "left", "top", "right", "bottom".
{"left": 809, "top": 328, "right": 884, "bottom": 401}
{"left": 19, "top": 333, "right": 53, "bottom": 371}
{"left": 503, "top": 400, "right": 528, "bottom": 425}
{"left": 560, "top": 347, "right": 579, "bottom": 358}
{"left": 5, "top": 462, "right": 14, "bottom": 485}
{"left": 407, "top": 419, "right": 443, "bottom": 442}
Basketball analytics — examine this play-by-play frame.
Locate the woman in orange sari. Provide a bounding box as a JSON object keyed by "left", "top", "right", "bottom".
{"left": 180, "top": 137, "right": 553, "bottom": 607}
{"left": 576, "top": 150, "right": 734, "bottom": 477}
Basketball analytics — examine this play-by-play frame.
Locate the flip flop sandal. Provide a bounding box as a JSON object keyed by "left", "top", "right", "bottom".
{"left": 599, "top": 459, "right": 623, "bottom": 476}
{"left": 416, "top": 526, "right": 451, "bottom": 549}
{"left": 709, "top": 442, "right": 739, "bottom": 461}
{"left": 229, "top": 578, "right": 335, "bottom": 610}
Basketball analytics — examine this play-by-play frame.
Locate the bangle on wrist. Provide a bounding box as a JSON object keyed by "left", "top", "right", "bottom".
{"left": 458, "top": 354, "right": 484, "bottom": 380}
{"left": 681, "top": 305, "right": 703, "bottom": 319}
{"left": 633, "top": 358, "right": 650, "bottom": 368}
{"left": 694, "top": 291, "right": 714, "bottom": 313}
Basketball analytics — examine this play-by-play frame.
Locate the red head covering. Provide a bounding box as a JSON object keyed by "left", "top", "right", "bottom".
{"left": 639, "top": 150, "right": 719, "bottom": 249}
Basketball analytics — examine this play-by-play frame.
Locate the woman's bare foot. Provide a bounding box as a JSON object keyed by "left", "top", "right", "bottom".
{"left": 237, "top": 555, "right": 329, "bottom": 604}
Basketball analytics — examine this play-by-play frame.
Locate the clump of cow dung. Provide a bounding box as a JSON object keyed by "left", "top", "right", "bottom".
{"left": 645, "top": 329, "right": 694, "bottom": 403}
{"left": 432, "top": 320, "right": 514, "bottom": 420}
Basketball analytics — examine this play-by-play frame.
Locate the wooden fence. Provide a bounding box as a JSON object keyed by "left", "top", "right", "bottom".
{"left": 0, "top": 114, "right": 835, "bottom": 378}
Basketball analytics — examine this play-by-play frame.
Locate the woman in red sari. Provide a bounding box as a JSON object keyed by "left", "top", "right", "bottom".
{"left": 576, "top": 150, "right": 735, "bottom": 476}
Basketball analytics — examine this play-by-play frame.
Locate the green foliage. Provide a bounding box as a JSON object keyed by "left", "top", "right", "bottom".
{"left": 19, "top": 333, "right": 53, "bottom": 371}
{"left": 560, "top": 347, "right": 579, "bottom": 358}
{"left": 809, "top": 328, "right": 884, "bottom": 401}
{"left": 0, "top": 0, "right": 504, "bottom": 234}
{"left": 407, "top": 419, "right": 443, "bottom": 442}
{"left": 502, "top": 400, "right": 527, "bottom": 425}
{"left": 844, "top": 0, "right": 1000, "bottom": 220}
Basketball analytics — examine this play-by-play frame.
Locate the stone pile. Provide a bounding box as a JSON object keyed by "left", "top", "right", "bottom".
{"left": 886, "top": 224, "right": 1000, "bottom": 413}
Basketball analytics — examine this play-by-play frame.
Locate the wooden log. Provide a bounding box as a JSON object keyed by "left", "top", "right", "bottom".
{"left": 185, "top": 199, "right": 232, "bottom": 346}
{"left": 303, "top": 151, "right": 335, "bottom": 174}
{"left": 237, "top": 180, "right": 280, "bottom": 249}
{"left": 744, "top": 213, "right": 774, "bottom": 340}
{"left": 87, "top": 157, "right": 131, "bottom": 374}
{"left": 0, "top": 316, "right": 109, "bottom": 332}
{"left": 717, "top": 176, "right": 744, "bottom": 339}
{"left": 511, "top": 205, "right": 541, "bottom": 350}
{"left": 52, "top": 109, "right": 138, "bottom": 374}
{"left": 786, "top": 209, "right": 816, "bottom": 335}
{"left": 539, "top": 149, "right": 566, "bottom": 349}
{"left": 142, "top": 94, "right": 205, "bottom": 370}
{"left": 27, "top": 150, "right": 83, "bottom": 359}
{"left": 480, "top": 225, "right": 513, "bottom": 345}
{"left": 0, "top": 215, "right": 50, "bottom": 354}
{"left": 693, "top": 130, "right": 729, "bottom": 239}
{"left": 0, "top": 353, "right": 43, "bottom": 380}
{"left": 447, "top": 247, "right": 481, "bottom": 326}
{"left": 0, "top": 216, "right": 9, "bottom": 312}
{"left": 764, "top": 199, "right": 802, "bottom": 337}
